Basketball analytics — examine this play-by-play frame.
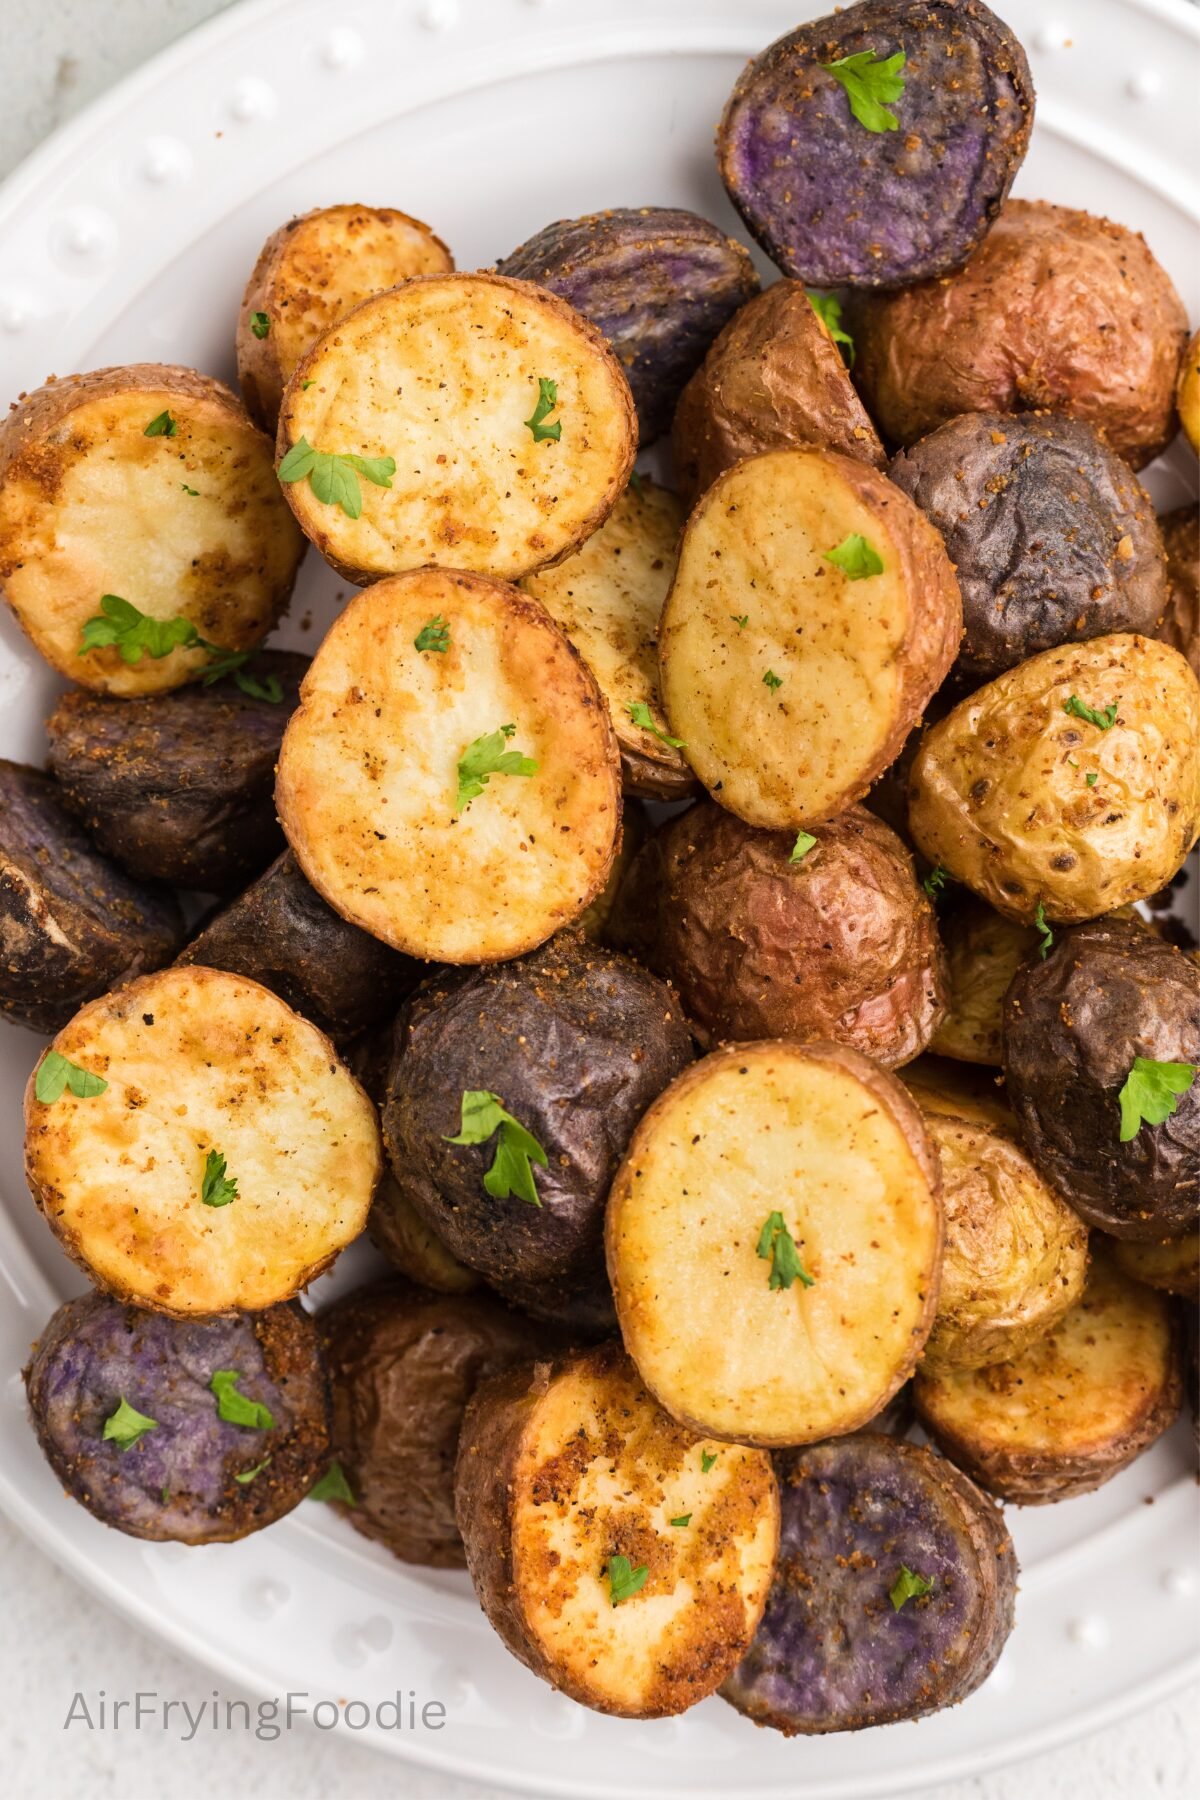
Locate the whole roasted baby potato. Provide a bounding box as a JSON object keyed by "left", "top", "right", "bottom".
{"left": 238, "top": 203, "right": 453, "bottom": 431}
{"left": 1156, "top": 507, "right": 1198, "bottom": 678}
{"left": 1110, "top": 1232, "right": 1199, "bottom": 1300}
{"left": 1003, "top": 917, "right": 1200, "bottom": 1239}
{"left": 1178, "top": 328, "right": 1200, "bottom": 453}
{"left": 0, "top": 366, "right": 303, "bottom": 695}
{"left": 908, "top": 634, "right": 1200, "bottom": 923}
{"left": 671, "top": 283, "right": 884, "bottom": 505}
{"left": 24, "top": 1291, "right": 329, "bottom": 1542}
{"left": 381, "top": 934, "right": 693, "bottom": 1332}
{"left": 889, "top": 414, "right": 1168, "bottom": 680}
{"left": 497, "top": 207, "right": 759, "bottom": 443}
{"left": 929, "top": 895, "right": 1039, "bottom": 1065}
{"left": 854, "top": 201, "right": 1188, "bottom": 469}
{"left": 615, "top": 801, "right": 945, "bottom": 1066}
{"left": 45, "top": 652, "right": 307, "bottom": 893}
{"left": 0, "top": 760, "right": 184, "bottom": 1032}
{"left": 317, "top": 1277, "right": 549, "bottom": 1566}
{"left": 368, "top": 1173, "right": 480, "bottom": 1294}
{"left": 717, "top": 1, "right": 1033, "bottom": 289}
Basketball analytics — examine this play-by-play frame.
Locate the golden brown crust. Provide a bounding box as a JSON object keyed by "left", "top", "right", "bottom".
{"left": 1177, "top": 328, "right": 1200, "bottom": 455}
{"left": 1109, "top": 1231, "right": 1199, "bottom": 1299}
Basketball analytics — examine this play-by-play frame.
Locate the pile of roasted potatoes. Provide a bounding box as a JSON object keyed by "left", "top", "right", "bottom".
{"left": 2, "top": 0, "right": 1197, "bottom": 1739}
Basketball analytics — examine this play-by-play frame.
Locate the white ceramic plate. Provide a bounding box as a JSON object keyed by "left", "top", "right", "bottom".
{"left": 0, "top": 1, "right": 1197, "bottom": 1793}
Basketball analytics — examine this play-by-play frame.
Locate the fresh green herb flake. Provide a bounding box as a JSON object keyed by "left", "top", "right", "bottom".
{"left": 445, "top": 1089, "right": 548, "bottom": 1208}
{"left": 210, "top": 1370, "right": 275, "bottom": 1431}
{"left": 605, "top": 1554, "right": 648, "bottom": 1607}
{"left": 301, "top": 379, "right": 315, "bottom": 390}
{"left": 102, "top": 1396, "right": 158, "bottom": 1452}
{"left": 79, "top": 594, "right": 203, "bottom": 665}
{"left": 890, "top": 1565, "right": 933, "bottom": 1611}
{"left": 756, "top": 1211, "right": 815, "bottom": 1291}
{"left": 825, "top": 533, "right": 884, "bottom": 579}
{"left": 628, "top": 470, "right": 644, "bottom": 496}
{"left": 627, "top": 700, "right": 686, "bottom": 749}
{"left": 1086, "top": 770, "right": 1099, "bottom": 787}
{"left": 922, "top": 865, "right": 950, "bottom": 898}
{"left": 806, "top": 290, "right": 855, "bottom": 365}
{"left": 200, "top": 1148, "right": 238, "bottom": 1209}
{"left": 454, "top": 724, "right": 538, "bottom": 813}
{"left": 1117, "top": 1058, "right": 1197, "bottom": 1143}
{"left": 524, "top": 377, "right": 562, "bottom": 443}
{"left": 277, "top": 436, "right": 395, "bottom": 520}
{"left": 1034, "top": 901, "right": 1054, "bottom": 961}
{"left": 731, "top": 614, "right": 749, "bottom": 630}
{"left": 144, "top": 410, "right": 177, "bottom": 438}
{"left": 250, "top": 311, "right": 271, "bottom": 339}
{"left": 180, "top": 483, "right": 199, "bottom": 496}
{"left": 198, "top": 650, "right": 284, "bottom": 704}
{"left": 700, "top": 1450, "right": 718, "bottom": 1474}
{"left": 414, "top": 616, "right": 451, "bottom": 654}
{"left": 821, "top": 49, "right": 907, "bottom": 133}
{"left": 790, "top": 831, "right": 817, "bottom": 863}
{"left": 669, "top": 1513, "right": 692, "bottom": 1528}
{"left": 35, "top": 1051, "right": 108, "bottom": 1104}
{"left": 1063, "top": 694, "right": 1118, "bottom": 730}
{"left": 763, "top": 669, "right": 784, "bottom": 692}
{"left": 234, "top": 1458, "right": 271, "bottom": 1486}
{"left": 308, "top": 1461, "right": 357, "bottom": 1505}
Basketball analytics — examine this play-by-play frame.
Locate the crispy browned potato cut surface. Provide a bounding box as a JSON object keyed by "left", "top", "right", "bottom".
{"left": 276, "top": 568, "right": 622, "bottom": 961}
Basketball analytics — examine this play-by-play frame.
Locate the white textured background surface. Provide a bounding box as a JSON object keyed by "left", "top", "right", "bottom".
{"left": 0, "top": 3, "right": 1196, "bottom": 1796}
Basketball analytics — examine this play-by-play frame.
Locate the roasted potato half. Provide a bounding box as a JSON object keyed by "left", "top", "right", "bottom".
{"left": 520, "top": 480, "right": 694, "bottom": 799}
{"left": 606, "top": 1041, "right": 943, "bottom": 1446}
{"left": 276, "top": 272, "right": 636, "bottom": 583}
{"left": 929, "top": 895, "right": 1039, "bottom": 1066}
{"left": 0, "top": 365, "right": 303, "bottom": 695}
{"left": 1157, "top": 507, "right": 1198, "bottom": 679}
{"left": 455, "top": 1342, "right": 779, "bottom": 1718}
{"left": 238, "top": 203, "right": 454, "bottom": 431}
{"left": 1178, "top": 327, "right": 1200, "bottom": 454}
{"left": 658, "top": 448, "right": 962, "bottom": 828}
{"left": 914, "top": 1253, "right": 1183, "bottom": 1504}
{"left": 24, "top": 1292, "right": 329, "bottom": 1543}
{"left": 368, "top": 1172, "right": 480, "bottom": 1295}
{"left": 25, "top": 965, "right": 381, "bottom": 1315}
{"left": 671, "top": 282, "right": 884, "bottom": 506}
{"left": 276, "top": 568, "right": 622, "bottom": 962}
{"left": 908, "top": 635, "right": 1200, "bottom": 923}
{"left": 1109, "top": 1232, "right": 1199, "bottom": 1300}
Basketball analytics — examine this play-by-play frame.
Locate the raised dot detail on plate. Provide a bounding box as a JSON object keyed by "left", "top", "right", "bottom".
{"left": 1034, "top": 23, "right": 1072, "bottom": 51}
{"left": 419, "top": 0, "right": 460, "bottom": 29}
{"left": 321, "top": 29, "right": 365, "bottom": 70}
{"left": 334, "top": 1615, "right": 393, "bottom": 1667}
{"left": 51, "top": 207, "right": 118, "bottom": 271}
{"left": 1162, "top": 1567, "right": 1196, "bottom": 1599}
{"left": 229, "top": 78, "right": 278, "bottom": 123}
{"left": 243, "top": 1578, "right": 289, "bottom": 1619}
{"left": 432, "top": 1664, "right": 474, "bottom": 1707}
{"left": 531, "top": 1691, "right": 585, "bottom": 1740}
{"left": 1127, "top": 69, "right": 1163, "bottom": 101}
{"left": 0, "top": 299, "right": 27, "bottom": 334}
{"left": 141, "top": 136, "right": 192, "bottom": 185}
{"left": 1067, "top": 1614, "right": 1110, "bottom": 1650}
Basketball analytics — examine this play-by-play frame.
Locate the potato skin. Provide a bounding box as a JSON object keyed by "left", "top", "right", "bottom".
{"left": 497, "top": 208, "right": 759, "bottom": 444}
{"left": 368, "top": 1172, "right": 481, "bottom": 1294}
{"left": 930, "top": 895, "right": 1039, "bottom": 1065}
{"left": 908, "top": 634, "right": 1200, "bottom": 923}
{"left": 1003, "top": 917, "right": 1200, "bottom": 1239}
{"left": 717, "top": 1, "right": 1033, "bottom": 290}
{"left": 611, "top": 801, "right": 945, "bottom": 1066}
{"left": 889, "top": 414, "right": 1167, "bottom": 680}
{"left": 1110, "top": 1231, "right": 1199, "bottom": 1299}
{"left": 1156, "top": 507, "right": 1198, "bottom": 679}
{"left": 24, "top": 1292, "right": 329, "bottom": 1543}
{"left": 317, "top": 1277, "right": 550, "bottom": 1567}
{"left": 671, "top": 283, "right": 884, "bottom": 505}
{"left": 381, "top": 934, "right": 694, "bottom": 1331}
{"left": 854, "top": 201, "right": 1189, "bottom": 469}
{"left": 0, "top": 760, "right": 184, "bottom": 1032}
{"left": 1178, "top": 328, "right": 1200, "bottom": 454}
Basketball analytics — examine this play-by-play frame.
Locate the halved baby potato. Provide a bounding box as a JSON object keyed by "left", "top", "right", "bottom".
{"left": 276, "top": 272, "right": 636, "bottom": 583}
{"left": 455, "top": 1341, "right": 779, "bottom": 1718}
{"left": 25, "top": 965, "right": 381, "bottom": 1316}
{"left": 238, "top": 203, "right": 454, "bottom": 431}
{"left": 275, "top": 567, "right": 622, "bottom": 962}
{"left": 521, "top": 479, "right": 693, "bottom": 799}
{"left": 606, "top": 1040, "right": 944, "bottom": 1446}
{"left": 657, "top": 448, "right": 961, "bottom": 827}
{"left": 0, "top": 365, "right": 304, "bottom": 695}
{"left": 1109, "top": 1231, "right": 1199, "bottom": 1299}
{"left": 914, "top": 1252, "right": 1183, "bottom": 1504}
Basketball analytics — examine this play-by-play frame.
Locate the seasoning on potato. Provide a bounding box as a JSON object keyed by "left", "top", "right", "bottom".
{"left": 276, "top": 568, "right": 623, "bottom": 962}
{"left": 455, "top": 1341, "right": 779, "bottom": 1718}
{"left": 1109, "top": 1231, "right": 1199, "bottom": 1300}
{"left": 658, "top": 446, "right": 962, "bottom": 828}
{"left": 25, "top": 965, "right": 381, "bottom": 1315}
{"left": 368, "top": 1172, "right": 480, "bottom": 1295}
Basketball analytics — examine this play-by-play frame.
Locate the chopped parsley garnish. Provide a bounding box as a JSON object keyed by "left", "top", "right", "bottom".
{"left": 277, "top": 436, "right": 396, "bottom": 520}
{"left": 102, "top": 1397, "right": 158, "bottom": 1452}
{"left": 202, "top": 655, "right": 283, "bottom": 703}
{"left": 821, "top": 49, "right": 907, "bottom": 133}
{"left": 890, "top": 1565, "right": 933, "bottom": 1611}
{"left": 806, "top": 290, "right": 855, "bottom": 365}
{"left": 454, "top": 724, "right": 538, "bottom": 813}
{"left": 1063, "top": 694, "right": 1118, "bottom": 730}
{"left": 763, "top": 669, "right": 783, "bottom": 692}
{"left": 180, "top": 483, "right": 199, "bottom": 496}
{"left": 249, "top": 311, "right": 270, "bottom": 339}
{"left": 78, "top": 595, "right": 283, "bottom": 701}
{"left": 730, "top": 614, "right": 749, "bottom": 630}
{"left": 756, "top": 1211, "right": 815, "bottom": 1291}
{"left": 1117, "top": 1058, "right": 1197, "bottom": 1143}
{"left": 143, "top": 410, "right": 177, "bottom": 438}
{"left": 790, "top": 831, "right": 817, "bottom": 863}
{"left": 35, "top": 1051, "right": 108, "bottom": 1104}
{"left": 605, "top": 1554, "right": 648, "bottom": 1607}
{"left": 524, "top": 377, "right": 562, "bottom": 443}
{"left": 700, "top": 1450, "right": 718, "bottom": 1474}
{"left": 200, "top": 1148, "right": 238, "bottom": 1209}
{"left": 445, "top": 1089, "right": 548, "bottom": 1208}
{"left": 628, "top": 469, "right": 644, "bottom": 496}
{"left": 414, "top": 616, "right": 451, "bottom": 654}
{"left": 627, "top": 700, "right": 686, "bottom": 748}
{"left": 308, "top": 1461, "right": 357, "bottom": 1505}
{"left": 922, "top": 865, "right": 950, "bottom": 898}
{"left": 826, "top": 533, "right": 884, "bottom": 579}
{"left": 1033, "top": 901, "right": 1053, "bottom": 960}
{"left": 669, "top": 1514, "right": 692, "bottom": 1528}
{"left": 210, "top": 1371, "right": 275, "bottom": 1431}
{"left": 301, "top": 379, "right": 315, "bottom": 390}
{"left": 234, "top": 1458, "right": 271, "bottom": 1485}
{"left": 1086, "top": 770, "right": 1099, "bottom": 787}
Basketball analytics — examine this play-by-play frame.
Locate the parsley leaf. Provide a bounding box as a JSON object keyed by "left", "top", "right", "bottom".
{"left": 200, "top": 649, "right": 284, "bottom": 703}
{"left": 922, "top": 865, "right": 950, "bottom": 898}
{"left": 79, "top": 594, "right": 202, "bottom": 665}
{"left": 144, "top": 410, "right": 177, "bottom": 438}
{"left": 790, "top": 831, "right": 817, "bottom": 863}
{"left": 1118, "top": 1058, "right": 1197, "bottom": 1142}
{"left": 180, "top": 483, "right": 199, "bottom": 496}
{"left": 102, "top": 1397, "right": 158, "bottom": 1452}
{"left": 1086, "top": 770, "right": 1099, "bottom": 787}
{"left": 524, "top": 377, "right": 562, "bottom": 443}
{"left": 454, "top": 724, "right": 538, "bottom": 813}
{"left": 628, "top": 470, "right": 644, "bottom": 496}
{"left": 756, "top": 1211, "right": 815, "bottom": 1291}
{"left": 309, "top": 1461, "right": 357, "bottom": 1505}
{"left": 1033, "top": 901, "right": 1054, "bottom": 960}
{"left": 35, "top": 1051, "right": 108, "bottom": 1104}
{"left": 277, "top": 436, "right": 395, "bottom": 520}
{"left": 826, "top": 533, "right": 884, "bottom": 579}
{"left": 763, "top": 669, "right": 783, "bottom": 692}
{"left": 210, "top": 1370, "right": 274, "bottom": 1431}
{"left": 627, "top": 700, "right": 686, "bottom": 748}
{"left": 250, "top": 311, "right": 270, "bottom": 339}
{"left": 890, "top": 1565, "right": 933, "bottom": 1611}
{"left": 605, "top": 1554, "right": 648, "bottom": 1607}
{"left": 301, "top": 379, "right": 315, "bottom": 390}
{"left": 1063, "top": 694, "right": 1118, "bottom": 730}
{"left": 806, "top": 291, "right": 855, "bottom": 365}
{"left": 234, "top": 1458, "right": 271, "bottom": 1485}
{"left": 700, "top": 1450, "right": 718, "bottom": 1473}
{"left": 821, "top": 49, "right": 907, "bottom": 133}
{"left": 731, "top": 614, "right": 749, "bottom": 630}
{"left": 669, "top": 1513, "right": 692, "bottom": 1528}
{"left": 414, "top": 616, "right": 450, "bottom": 654}
{"left": 445, "top": 1089, "right": 548, "bottom": 1208}
{"left": 200, "top": 1148, "right": 238, "bottom": 1208}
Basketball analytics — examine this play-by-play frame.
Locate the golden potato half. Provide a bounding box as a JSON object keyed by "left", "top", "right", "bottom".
{"left": 276, "top": 272, "right": 636, "bottom": 582}
{"left": 1177, "top": 327, "right": 1200, "bottom": 455}
{"left": 909, "top": 634, "right": 1200, "bottom": 923}
{"left": 606, "top": 1040, "right": 944, "bottom": 1445}
{"left": 1110, "top": 1231, "right": 1199, "bottom": 1298}
{"left": 25, "top": 965, "right": 381, "bottom": 1315}
{"left": 276, "top": 567, "right": 622, "bottom": 961}
{"left": 0, "top": 366, "right": 303, "bottom": 695}
{"left": 658, "top": 448, "right": 961, "bottom": 828}
{"left": 238, "top": 203, "right": 454, "bottom": 431}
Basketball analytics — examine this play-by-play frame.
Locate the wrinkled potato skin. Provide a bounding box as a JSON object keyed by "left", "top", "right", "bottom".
{"left": 1003, "top": 917, "right": 1200, "bottom": 1239}
{"left": 1156, "top": 507, "right": 1198, "bottom": 678}
{"left": 908, "top": 634, "right": 1200, "bottom": 922}
{"left": 1110, "top": 1231, "right": 1199, "bottom": 1299}
{"left": 611, "top": 802, "right": 945, "bottom": 1066}
{"left": 1178, "top": 328, "right": 1200, "bottom": 454}
{"left": 854, "top": 202, "right": 1189, "bottom": 469}
{"left": 930, "top": 896, "right": 1039, "bottom": 1065}
{"left": 671, "top": 283, "right": 884, "bottom": 506}
{"left": 368, "top": 1172, "right": 481, "bottom": 1294}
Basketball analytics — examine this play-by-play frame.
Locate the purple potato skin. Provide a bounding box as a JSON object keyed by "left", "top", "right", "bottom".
{"left": 46, "top": 651, "right": 308, "bottom": 894}
{"left": 0, "top": 760, "right": 184, "bottom": 1032}
{"left": 717, "top": 0, "right": 1035, "bottom": 289}
{"left": 24, "top": 1292, "right": 330, "bottom": 1543}
{"left": 723, "top": 1436, "right": 1016, "bottom": 1733}
{"left": 889, "top": 414, "right": 1167, "bottom": 679}
{"left": 497, "top": 208, "right": 760, "bottom": 442}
